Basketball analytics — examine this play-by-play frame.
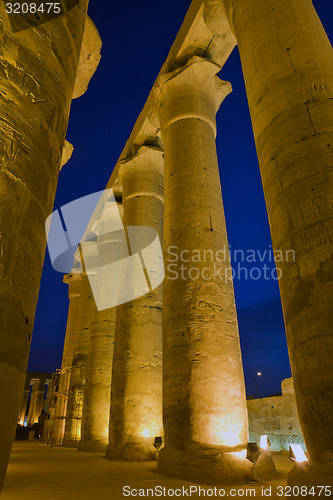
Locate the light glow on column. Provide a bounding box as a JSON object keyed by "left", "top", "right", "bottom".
{"left": 140, "top": 422, "right": 160, "bottom": 439}
{"left": 212, "top": 418, "right": 245, "bottom": 447}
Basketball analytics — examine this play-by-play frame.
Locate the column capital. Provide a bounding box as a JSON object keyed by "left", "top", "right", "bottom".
{"left": 119, "top": 146, "right": 164, "bottom": 202}
{"left": 93, "top": 200, "right": 123, "bottom": 239}
{"left": 80, "top": 239, "right": 98, "bottom": 276}
{"left": 153, "top": 56, "right": 232, "bottom": 133}
{"left": 63, "top": 271, "right": 82, "bottom": 299}
{"left": 119, "top": 146, "right": 164, "bottom": 179}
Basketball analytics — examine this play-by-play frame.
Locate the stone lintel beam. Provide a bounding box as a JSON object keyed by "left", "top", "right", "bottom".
{"left": 104, "top": 1, "right": 236, "bottom": 192}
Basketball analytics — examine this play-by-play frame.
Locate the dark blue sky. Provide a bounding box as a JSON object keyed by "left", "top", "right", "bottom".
{"left": 28, "top": 0, "right": 333, "bottom": 398}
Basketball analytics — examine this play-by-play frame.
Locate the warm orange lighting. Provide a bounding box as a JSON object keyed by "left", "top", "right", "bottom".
{"left": 140, "top": 422, "right": 160, "bottom": 438}
{"left": 213, "top": 420, "right": 243, "bottom": 447}
{"left": 257, "top": 372, "right": 262, "bottom": 376}
{"left": 230, "top": 450, "right": 247, "bottom": 460}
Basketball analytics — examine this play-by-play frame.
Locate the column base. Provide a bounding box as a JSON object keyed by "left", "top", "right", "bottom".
{"left": 250, "top": 451, "right": 276, "bottom": 481}
{"left": 77, "top": 439, "right": 108, "bottom": 453}
{"left": 106, "top": 438, "right": 158, "bottom": 461}
{"left": 157, "top": 445, "right": 254, "bottom": 484}
{"left": 288, "top": 462, "right": 333, "bottom": 489}
{"left": 62, "top": 437, "right": 79, "bottom": 448}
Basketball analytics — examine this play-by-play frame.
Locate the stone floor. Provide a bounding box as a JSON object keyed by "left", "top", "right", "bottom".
{"left": 2, "top": 442, "right": 293, "bottom": 499}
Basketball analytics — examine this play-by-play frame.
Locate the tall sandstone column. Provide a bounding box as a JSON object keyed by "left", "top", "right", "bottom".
{"left": 155, "top": 56, "right": 250, "bottom": 483}
{"left": 62, "top": 243, "right": 97, "bottom": 448}
{"left": 52, "top": 271, "right": 82, "bottom": 445}
{"left": 27, "top": 377, "right": 47, "bottom": 428}
{"left": 79, "top": 200, "right": 123, "bottom": 452}
{"left": 221, "top": 0, "right": 333, "bottom": 486}
{"left": 107, "top": 146, "right": 164, "bottom": 461}
{"left": 0, "top": 2, "right": 89, "bottom": 489}
{"left": 18, "top": 376, "right": 31, "bottom": 426}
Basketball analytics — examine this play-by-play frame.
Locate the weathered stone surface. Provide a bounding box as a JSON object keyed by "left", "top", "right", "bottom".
{"left": 63, "top": 244, "right": 97, "bottom": 448}
{"left": 79, "top": 202, "right": 123, "bottom": 452}
{"left": 60, "top": 141, "right": 74, "bottom": 169}
{"left": 155, "top": 56, "right": 249, "bottom": 483}
{"left": 221, "top": 0, "right": 333, "bottom": 472}
{"left": 248, "top": 379, "right": 305, "bottom": 452}
{"left": 288, "top": 462, "right": 333, "bottom": 489}
{"left": 26, "top": 378, "right": 45, "bottom": 427}
{"left": 51, "top": 272, "right": 82, "bottom": 446}
{"left": 107, "top": 146, "right": 164, "bottom": 461}
{"left": 251, "top": 451, "right": 276, "bottom": 481}
{"left": 0, "top": 1, "right": 89, "bottom": 490}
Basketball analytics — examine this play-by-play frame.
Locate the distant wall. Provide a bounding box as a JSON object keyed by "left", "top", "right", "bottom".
{"left": 247, "top": 378, "right": 306, "bottom": 452}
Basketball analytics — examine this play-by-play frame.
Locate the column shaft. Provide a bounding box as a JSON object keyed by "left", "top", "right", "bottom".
{"left": 27, "top": 379, "right": 44, "bottom": 427}
{"left": 156, "top": 56, "right": 250, "bottom": 483}
{"left": 62, "top": 272, "right": 94, "bottom": 447}
{"left": 18, "top": 390, "right": 29, "bottom": 426}
{"left": 222, "top": 0, "right": 333, "bottom": 482}
{"left": 0, "top": 2, "right": 88, "bottom": 489}
{"left": 52, "top": 272, "right": 82, "bottom": 445}
{"left": 79, "top": 201, "right": 122, "bottom": 452}
{"left": 107, "top": 146, "right": 164, "bottom": 461}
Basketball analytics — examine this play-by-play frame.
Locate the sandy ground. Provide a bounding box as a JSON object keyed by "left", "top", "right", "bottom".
{"left": 2, "top": 442, "right": 294, "bottom": 499}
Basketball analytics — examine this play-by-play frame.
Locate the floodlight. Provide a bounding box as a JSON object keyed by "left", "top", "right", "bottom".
{"left": 260, "top": 435, "right": 271, "bottom": 450}
{"left": 289, "top": 444, "right": 308, "bottom": 463}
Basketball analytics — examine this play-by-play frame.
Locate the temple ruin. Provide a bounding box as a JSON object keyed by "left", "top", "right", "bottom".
{"left": 0, "top": 0, "right": 332, "bottom": 492}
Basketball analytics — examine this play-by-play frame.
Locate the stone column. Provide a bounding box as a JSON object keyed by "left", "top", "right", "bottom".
{"left": 26, "top": 379, "right": 37, "bottom": 427}
{"left": 62, "top": 243, "right": 97, "bottom": 448}
{"left": 18, "top": 375, "right": 31, "bottom": 426}
{"left": 79, "top": 200, "right": 123, "bottom": 452}
{"left": 221, "top": 0, "right": 333, "bottom": 486}
{"left": 0, "top": 2, "right": 90, "bottom": 490}
{"left": 52, "top": 272, "right": 82, "bottom": 445}
{"left": 155, "top": 56, "right": 250, "bottom": 483}
{"left": 106, "top": 146, "right": 164, "bottom": 461}
{"left": 27, "top": 378, "right": 44, "bottom": 427}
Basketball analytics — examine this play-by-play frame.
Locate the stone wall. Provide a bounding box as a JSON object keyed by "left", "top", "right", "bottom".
{"left": 247, "top": 378, "right": 305, "bottom": 452}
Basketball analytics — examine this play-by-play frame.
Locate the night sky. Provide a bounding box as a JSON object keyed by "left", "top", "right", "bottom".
{"left": 28, "top": 0, "right": 333, "bottom": 399}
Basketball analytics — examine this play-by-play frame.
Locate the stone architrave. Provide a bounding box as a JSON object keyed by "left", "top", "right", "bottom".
{"left": 221, "top": 0, "right": 333, "bottom": 486}
{"left": 155, "top": 56, "right": 250, "bottom": 483}
{"left": 107, "top": 146, "right": 164, "bottom": 461}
